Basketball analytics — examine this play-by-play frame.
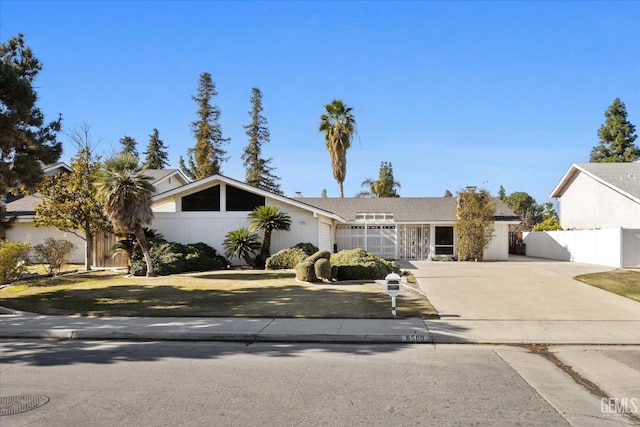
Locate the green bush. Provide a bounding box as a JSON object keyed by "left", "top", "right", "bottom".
{"left": 131, "top": 242, "right": 186, "bottom": 276}
{"left": 294, "top": 242, "right": 319, "bottom": 257}
{"left": 184, "top": 242, "right": 226, "bottom": 271}
{"left": 330, "top": 248, "right": 400, "bottom": 280}
{"left": 294, "top": 261, "right": 317, "bottom": 282}
{"left": 314, "top": 258, "right": 332, "bottom": 280}
{"left": 0, "top": 241, "right": 31, "bottom": 285}
{"left": 33, "top": 238, "right": 76, "bottom": 275}
{"left": 265, "top": 247, "right": 307, "bottom": 270}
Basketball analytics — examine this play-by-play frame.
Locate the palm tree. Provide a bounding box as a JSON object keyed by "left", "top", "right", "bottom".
{"left": 96, "top": 153, "right": 156, "bottom": 276}
{"left": 247, "top": 205, "right": 292, "bottom": 267}
{"left": 319, "top": 99, "right": 357, "bottom": 198}
{"left": 223, "top": 227, "right": 261, "bottom": 267}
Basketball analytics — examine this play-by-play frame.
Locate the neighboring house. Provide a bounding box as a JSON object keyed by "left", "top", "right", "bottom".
{"left": 524, "top": 162, "right": 640, "bottom": 268}
{"left": 151, "top": 174, "right": 520, "bottom": 262}
{"left": 4, "top": 167, "right": 190, "bottom": 266}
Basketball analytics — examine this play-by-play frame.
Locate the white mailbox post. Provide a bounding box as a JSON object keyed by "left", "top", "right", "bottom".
{"left": 385, "top": 273, "right": 402, "bottom": 317}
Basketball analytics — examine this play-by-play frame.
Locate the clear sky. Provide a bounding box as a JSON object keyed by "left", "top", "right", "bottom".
{"left": 2, "top": 0, "right": 638, "bottom": 204}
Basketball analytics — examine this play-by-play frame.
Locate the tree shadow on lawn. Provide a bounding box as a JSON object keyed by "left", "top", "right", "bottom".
{"left": 0, "top": 280, "right": 438, "bottom": 319}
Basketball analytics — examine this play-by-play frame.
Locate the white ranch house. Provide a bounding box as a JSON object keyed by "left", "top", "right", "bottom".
{"left": 152, "top": 174, "right": 520, "bottom": 262}
{"left": 524, "top": 162, "right": 640, "bottom": 268}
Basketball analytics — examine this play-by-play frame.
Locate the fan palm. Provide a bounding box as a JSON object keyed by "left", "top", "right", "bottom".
{"left": 95, "top": 153, "right": 156, "bottom": 276}
{"left": 247, "top": 205, "right": 292, "bottom": 267}
{"left": 319, "top": 99, "right": 357, "bottom": 198}
{"left": 223, "top": 227, "right": 261, "bottom": 267}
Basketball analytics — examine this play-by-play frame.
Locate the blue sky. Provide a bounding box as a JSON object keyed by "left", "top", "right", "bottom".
{"left": 2, "top": 1, "right": 639, "bottom": 204}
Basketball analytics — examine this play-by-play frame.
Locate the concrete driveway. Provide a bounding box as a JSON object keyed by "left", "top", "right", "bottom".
{"left": 402, "top": 257, "right": 640, "bottom": 320}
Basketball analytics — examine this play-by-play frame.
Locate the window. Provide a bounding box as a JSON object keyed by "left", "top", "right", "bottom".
{"left": 435, "top": 226, "right": 454, "bottom": 255}
{"left": 226, "top": 185, "right": 265, "bottom": 211}
{"left": 182, "top": 186, "right": 220, "bottom": 211}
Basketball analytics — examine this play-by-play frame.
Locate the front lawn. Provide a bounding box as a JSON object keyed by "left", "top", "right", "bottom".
{"left": 574, "top": 269, "right": 640, "bottom": 303}
{"left": 0, "top": 269, "right": 438, "bottom": 319}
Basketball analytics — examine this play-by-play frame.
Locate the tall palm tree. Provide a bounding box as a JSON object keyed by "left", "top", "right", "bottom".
{"left": 319, "top": 99, "right": 357, "bottom": 198}
{"left": 247, "top": 205, "right": 291, "bottom": 268}
{"left": 95, "top": 153, "right": 156, "bottom": 276}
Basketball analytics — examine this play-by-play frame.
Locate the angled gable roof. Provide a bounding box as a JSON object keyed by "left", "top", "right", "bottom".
{"left": 152, "top": 174, "right": 345, "bottom": 222}
{"left": 142, "top": 169, "right": 191, "bottom": 185}
{"left": 551, "top": 162, "right": 640, "bottom": 203}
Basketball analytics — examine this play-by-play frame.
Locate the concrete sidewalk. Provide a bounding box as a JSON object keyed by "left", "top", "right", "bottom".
{"left": 2, "top": 313, "right": 640, "bottom": 344}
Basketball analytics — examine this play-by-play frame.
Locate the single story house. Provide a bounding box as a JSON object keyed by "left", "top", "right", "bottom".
{"left": 524, "top": 162, "right": 640, "bottom": 268}
{"left": 4, "top": 166, "right": 190, "bottom": 265}
{"left": 151, "top": 174, "right": 520, "bottom": 262}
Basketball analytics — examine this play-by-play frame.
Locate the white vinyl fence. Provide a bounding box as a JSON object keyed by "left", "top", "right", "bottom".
{"left": 523, "top": 228, "right": 640, "bottom": 268}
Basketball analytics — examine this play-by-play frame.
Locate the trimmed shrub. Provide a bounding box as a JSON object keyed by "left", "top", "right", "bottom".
{"left": 305, "top": 250, "right": 331, "bottom": 264}
{"left": 294, "top": 242, "right": 319, "bottom": 257}
{"left": 266, "top": 247, "right": 307, "bottom": 270}
{"left": 33, "top": 238, "right": 76, "bottom": 275}
{"left": 294, "top": 261, "right": 317, "bottom": 282}
{"left": 184, "top": 242, "right": 226, "bottom": 271}
{"left": 314, "top": 258, "right": 332, "bottom": 280}
{"left": 0, "top": 241, "right": 31, "bottom": 285}
{"left": 330, "top": 248, "right": 400, "bottom": 280}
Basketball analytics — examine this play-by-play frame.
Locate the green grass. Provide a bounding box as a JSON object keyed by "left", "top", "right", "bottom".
{"left": 574, "top": 269, "right": 640, "bottom": 303}
{"left": 0, "top": 269, "right": 438, "bottom": 319}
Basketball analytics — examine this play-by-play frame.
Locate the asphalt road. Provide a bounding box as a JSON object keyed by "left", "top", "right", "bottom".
{"left": 2, "top": 340, "right": 638, "bottom": 426}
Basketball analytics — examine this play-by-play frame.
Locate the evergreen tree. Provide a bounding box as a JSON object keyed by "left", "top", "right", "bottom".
{"left": 34, "top": 125, "right": 110, "bottom": 270}
{"left": 182, "top": 72, "right": 229, "bottom": 179}
{"left": 498, "top": 185, "right": 506, "bottom": 200}
{"left": 502, "top": 191, "right": 543, "bottom": 231}
{"left": 242, "top": 87, "right": 282, "bottom": 195}
{"left": 590, "top": 98, "right": 639, "bottom": 162}
{"left": 118, "top": 136, "right": 138, "bottom": 158}
{"left": 454, "top": 188, "right": 496, "bottom": 261}
{"left": 143, "top": 128, "right": 169, "bottom": 169}
{"left": 444, "top": 189, "right": 453, "bottom": 198}
{"left": 358, "top": 161, "right": 401, "bottom": 197}
{"left": 1, "top": 34, "right": 62, "bottom": 238}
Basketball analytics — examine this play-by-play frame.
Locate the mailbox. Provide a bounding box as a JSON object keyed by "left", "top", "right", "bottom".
{"left": 385, "top": 273, "right": 402, "bottom": 296}
{"left": 385, "top": 273, "right": 402, "bottom": 317}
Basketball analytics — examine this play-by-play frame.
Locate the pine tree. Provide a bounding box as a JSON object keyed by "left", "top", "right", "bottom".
{"left": 242, "top": 87, "right": 282, "bottom": 195}
{"left": 359, "top": 161, "right": 400, "bottom": 197}
{"left": 1, "top": 34, "right": 62, "bottom": 238}
{"left": 498, "top": 185, "right": 506, "bottom": 200}
{"left": 118, "top": 136, "right": 138, "bottom": 158}
{"left": 143, "top": 128, "right": 169, "bottom": 169}
{"left": 590, "top": 98, "right": 639, "bottom": 162}
{"left": 182, "top": 72, "right": 229, "bottom": 179}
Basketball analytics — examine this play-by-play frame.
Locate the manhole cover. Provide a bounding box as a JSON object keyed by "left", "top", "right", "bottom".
{"left": 0, "top": 395, "right": 50, "bottom": 416}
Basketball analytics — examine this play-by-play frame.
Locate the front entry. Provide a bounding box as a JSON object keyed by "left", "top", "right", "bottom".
{"left": 399, "top": 225, "right": 430, "bottom": 259}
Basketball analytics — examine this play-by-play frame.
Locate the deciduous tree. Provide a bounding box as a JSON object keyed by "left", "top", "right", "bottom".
{"left": 34, "top": 125, "right": 110, "bottom": 270}
{"left": 590, "top": 98, "right": 638, "bottom": 162}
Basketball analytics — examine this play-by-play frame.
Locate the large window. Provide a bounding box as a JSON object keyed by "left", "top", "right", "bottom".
{"left": 226, "top": 185, "right": 265, "bottom": 211}
{"left": 434, "top": 226, "right": 454, "bottom": 255}
{"left": 182, "top": 186, "right": 220, "bottom": 211}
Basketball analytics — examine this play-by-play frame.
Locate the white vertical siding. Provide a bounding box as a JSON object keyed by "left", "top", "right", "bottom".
{"left": 622, "top": 229, "right": 640, "bottom": 268}
{"left": 483, "top": 223, "right": 509, "bottom": 261}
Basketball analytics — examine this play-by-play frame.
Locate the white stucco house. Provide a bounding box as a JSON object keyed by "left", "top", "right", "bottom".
{"left": 4, "top": 166, "right": 190, "bottom": 265}
{"left": 524, "top": 162, "right": 640, "bottom": 268}
{"left": 151, "top": 174, "right": 520, "bottom": 262}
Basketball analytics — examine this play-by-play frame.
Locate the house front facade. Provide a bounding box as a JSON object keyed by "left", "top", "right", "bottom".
{"left": 151, "top": 175, "right": 520, "bottom": 262}
{"left": 524, "top": 162, "right": 640, "bottom": 268}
